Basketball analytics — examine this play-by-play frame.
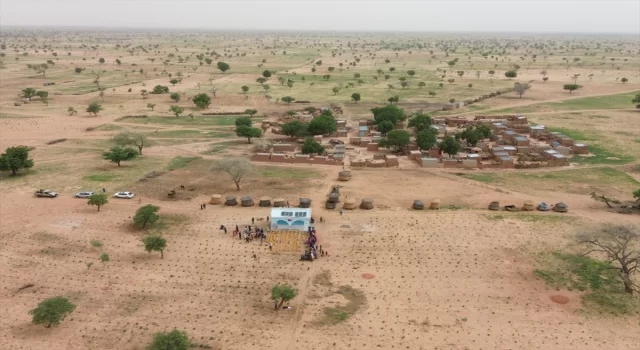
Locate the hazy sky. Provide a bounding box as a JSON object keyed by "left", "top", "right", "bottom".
{"left": 1, "top": 0, "right": 639, "bottom": 34}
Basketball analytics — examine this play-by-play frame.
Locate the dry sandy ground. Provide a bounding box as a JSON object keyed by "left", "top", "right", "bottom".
{"left": 1, "top": 165, "right": 639, "bottom": 350}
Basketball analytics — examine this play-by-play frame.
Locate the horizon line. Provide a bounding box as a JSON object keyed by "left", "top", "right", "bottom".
{"left": 0, "top": 25, "right": 638, "bottom": 36}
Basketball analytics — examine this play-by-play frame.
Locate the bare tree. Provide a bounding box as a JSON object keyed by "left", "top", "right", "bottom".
{"left": 590, "top": 191, "right": 621, "bottom": 208}
{"left": 211, "top": 157, "right": 254, "bottom": 190}
{"left": 577, "top": 224, "right": 639, "bottom": 294}
{"left": 513, "top": 82, "right": 530, "bottom": 98}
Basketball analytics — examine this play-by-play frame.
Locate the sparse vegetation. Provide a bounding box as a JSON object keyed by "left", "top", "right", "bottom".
{"left": 29, "top": 297, "right": 76, "bottom": 328}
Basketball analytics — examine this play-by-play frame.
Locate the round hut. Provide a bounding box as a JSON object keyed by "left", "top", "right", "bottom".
{"left": 429, "top": 199, "right": 441, "bottom": 210}
{"left": 240, "top": 196, "right": 254, "bottom": 207}
{"left": 488, "top": 201, "right": 500, "bottom": 211}
{"left": 360, "top": 198, "right": 374, "bottom": 210}
{"left": 209, "top": 194, "right": 222, "bottom": 205}
{"left": 338, "top": 170, "right": 352, "bottom": 181}
{"left": 299, "top": 198, "right": 312, "bottom": 208}
{"left": 553, "top": 202, "right": 568, "bottom": 213}
{"left": 343, "top": 198, "right": 356, "bottom": 210}
{"left": 327, "top": 192, "right": 340, "bottom": 203}
{"left": 259, "top": 196, "right": 271, "bottom": 207}
{"left": 325, "top": 201, "right": 337, "bottom": 209}
{"left": 412, "top": 200, "right": 424, "bottom": 210}
{"left": 225, "top": 196, "right": 237, "bottom": 206}
{"left": 273, "top": 198, "right": 286, "bottom": 207}
{"left": 522, "top": 200, "right": 535, "bottom": 211}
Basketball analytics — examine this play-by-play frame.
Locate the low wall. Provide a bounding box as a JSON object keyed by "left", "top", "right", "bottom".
{"left": 251, "top": 153, "right": 342, "bottom": 166}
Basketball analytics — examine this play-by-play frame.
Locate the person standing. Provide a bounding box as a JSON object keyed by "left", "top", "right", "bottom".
{"left": 339, "top": 208, "right": 344, "bottom": 216}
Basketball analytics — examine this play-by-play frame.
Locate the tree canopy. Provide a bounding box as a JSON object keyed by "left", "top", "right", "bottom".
{"left": 271, "top": 284, "right": 298, "bottom": 310}
{"left": 169, "top": 92, "right": 181, "bottom": 102}
{"left": 440, "top": 136, "right": 461, "bottom": 156}
{"left": 262, "top": 70, "right": 272, "bottom": 78}
{"left": 235, "top": 117, "right": 252, "bottom": 127}
{"left": 169, "top": 105, "right": 185, "bottom": 117}
{"left": 217, "top": 61, "right": 230, "bottom": 72}
{"left": 563, "top": 84, "right": 581, "bottom": 93}
{"left": 102, "top": 146, "right": 138, "bottom": 166}
{"left": 192, "top": 93, "right": 211, "bottom": 109}
{"left": 134, "top": 204, "right": 160, "bottom": 229}
{"left": 142, "top": 235, "right": 167, "bottom": 259}
{"left": 379, "top": 130, "right": 410, "bottom": 151}
{"left": 351, "top": 93, "right": 361, "bottom": 103}
{"left": 513, "top": 82, "right": 530, "bottom": 98}
{"left": 307, "top": 115, "right": 337, "bottom": 136}
{"left": 376, "top": 120, "right": 394, "bottom": 135}
{"left": 235, "top": 125, "right": 262, "bottom": 144}
{"left": 29, "top": 296, "right": 76, "bottom": 328}
{"left": 281, "top": 96, "right": 295, "bottom": 104}
{"left": 632, "top": 94, "right": 640, "bottom": 109}
{"left": 151, "top": 85, "right": 169, "bottom": 94}
{"left": 86, "top": 103, "right": 103, "bottom": 116}
{"left": 301, "top": 138, "right": 325, "bottom": 154}
{"left": 416, "top": 129, "right": 438, "bottom": 150}
{"left": 87, "top": 193, "right": 108, "bottom": 211}
{"left": 211, "top": 157, "right": 254, "bottom": 190}
{"left": 111, "top": 131, "right": 149, "bottom": 155}
{"left": 505, "top": 70, "right": 517, "bottom": 79}
{"left": 281, "top": 120, "right": 308, "bottom": 138}
{"left": 0, "top": 145, "right": 34, "bottom": 176}
{"left": 147, "top": 329, "right": 190, "bottom": 350}
{"left": 371, "top": 105, "right": 405, "bottom": 126}
{"left": 407, "top": 112, "right": 432, "bottom": 133}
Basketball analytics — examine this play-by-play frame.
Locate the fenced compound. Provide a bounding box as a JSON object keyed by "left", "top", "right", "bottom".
{"left": 267, "top": 230, "right": 307, "bottom": 253}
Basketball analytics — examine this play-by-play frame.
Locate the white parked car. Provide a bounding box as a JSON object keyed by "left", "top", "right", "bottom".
{"left": 113, "top": 191, "right": 135, "bottom": 199}
{"left": 75, "top": 191, "right": 95, "bottom": 198}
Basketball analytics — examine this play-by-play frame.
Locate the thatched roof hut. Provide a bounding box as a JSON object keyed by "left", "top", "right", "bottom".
{"left": 488, "top": 201, "right": 500, "bottom": 211}
{"left": 325, "top": 201, "right": 337, "bottom": 209}
{"left": 299, "top": 198, "right": 312, "bottom": 208}
{"left": 225, "top": 196, "right": 237, "bottom": 206}
{"left": 241, "top": 196, "right": 254, "bottom": 207}
{"left": 327, "top": 192, "right": 340, "bottom": 203}
{"left": 412, "top": 200, "right": 424, "bottom": 210}
{"left": 553, "top": 202, "right": 568, "bottom": 213}
{"left": 209, "top": 194, "right": 222, "bottom": 205}
{"left": 259, "top": 196, "right": 271, "bottom": 207}
{"left": 343, "top": 198, "right": 356, "bottom": 210}
{"left": 338, "top": 170, "right": 351, "bottom": 181}
{"left": 273, "top": 198, "right": 286, "bottom": 207}
{"left": 360, "top": 198, "right": 374, "bottom": 210}
{"left": 429, "top": 199, "right": 441, "bottom": 210}
{"left": 522, "top": 200, "right": 535, "bottom": 211}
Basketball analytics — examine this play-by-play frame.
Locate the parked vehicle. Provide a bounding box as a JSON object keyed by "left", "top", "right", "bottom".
{"left": 34, "top": 189, "right": 57, "bottom": 198}
{"left": 113, "top": 191, "right": 135, "bottom": 199}
{"left": 75, "top": 191, "right": 95, "bottom": 198}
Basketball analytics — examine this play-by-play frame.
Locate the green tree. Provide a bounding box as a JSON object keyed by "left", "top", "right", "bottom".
{"left": 286, "top": 79, "right": 294, "bottom": 89}
{"left": 87, "top": 193, "right": 108, "bottom": 211}
{"left": 271, "top": 284, "right": 298, "bottom": 310}
{"left": 476, "top": 124, "right": 493, "bottom": 138}
{"left": 244, "top": 109, "right": 258, "bottom": 117}
{"left": 262, "top": 70, "right": 272, "bottom": 78}
{"left": 134, "top": 204, "right": 160, "bottom": 229}
{"left": 379, "top": 130, "right": 410, "bottom": 151}
{"left": 332, "top": 87, "right": 341, "bottom": 95}
{"left": 460, "top": 127, "right": 481, "bottom": 146}
{"left": 428, "top": 91, "right": 436, "bottom": 97}
{"left": 152, "top": 85, "right": 169, "bottom": 94}
{"left": 192, "top": 93, "right": 211, "bottom": 108}
{"left": 98, "top": 57, "right": 105, "bottom": 64}
{"left": 377, "top": 120, "right": 394, "bottom": 135}
{"left": 86, "top": 102, "right": 103, "bottom": 116}
{"left": 21, "top": 87, "right": 37, "bottom": 98}
{"left": 505, "top": 70, "right": 517, "bottom": 79}
{"left": 563, "top": 84, "right": 581, "bottom": 93}
{"left": 351, "top": 92, "right": 361, "bottom": 103}
{"left": 407, "top": 70, "right": 416, "bottom": 77}
{"left": 387, "top": 95, "right": 400, "bottom": 104}
{"left": 418, "top": 81, "right": 426, "bottom": 89}
{"left": 112, "top": 131, "right": 149, "bottom": 155}
{"left": 74, "top": 67, "right": 83, "bottom": 73}
{"left": 278, "top": 76, "right": 286, "bottom": 86}
{"left": 169, "top": 79, "right": 179, "bottom": 86}
{"left": 439, "top": 136, "right": 461, "bottom": 156}
{"left": 281, "top": 120, "right": 308, "bottom": 138}
{"left": 29, "top": 297, "right": 76, "bottom": 328}
{"left": 621, "top": 77, "right": 628, "bottom": 84}
{"left": 632, "top": 189, "right": 640, "bottom": 203}
{"left": 307, "top": 115, "right": 337, "bottom": 135}
{"left": 256, "top": 77, "right": 267, "bottom": 84}
{"left": 204, "top": 57, "right": 213, "bottom": 66}
{"left": 147, "top": 329, "right": 190, "bottom": 350}
{"left": 169, "top": 105, "right": 184, "bottom": 117}
{"left": 235, "top": 116, "right": 252, "bottom": 127}
{"left": 281, "top": 96, "right": 295, "bottom": 104}
{"left": 147, "top": 103, "right": 156, "bottom": 111}
{"left": 416, "top": 129, "right": 438, "bottom": 150}
{"left": 371, "top": 105, "right": 405, "bottom": 126}
{"left": 241, "top": 85, "right": 250, "bottom": 94}
{"left": 115, "top": 58, "right": 121, "bottom": 65}
{"left": 0, "top": 145, "right": 34, "bottom": 176}
{"left": 632, "top": 94, "right": 640, "bottom": 109}
{"left": 301, "top": 137, "right": 325, "bottom": 154}
{"left": 217, "top": 61, "right": 230, "bottom": 72}
{"left": 100, "top": 253, "right": 110, "bottom": 263}
{"left": 407, "top": 113, "right": 432, "bottom": 133}
{"left": 236, "top": 125, "right": 262, "bottom": 143}
{"left": 102, "top": 146, "right": 138, "bottom": 166}
{"left": 142, "top": 235, "right": 167, "bottom": 259}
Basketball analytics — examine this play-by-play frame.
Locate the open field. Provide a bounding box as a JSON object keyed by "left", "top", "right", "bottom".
{"left": 1, "top": 29, "right": 639, "bottom": 350}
